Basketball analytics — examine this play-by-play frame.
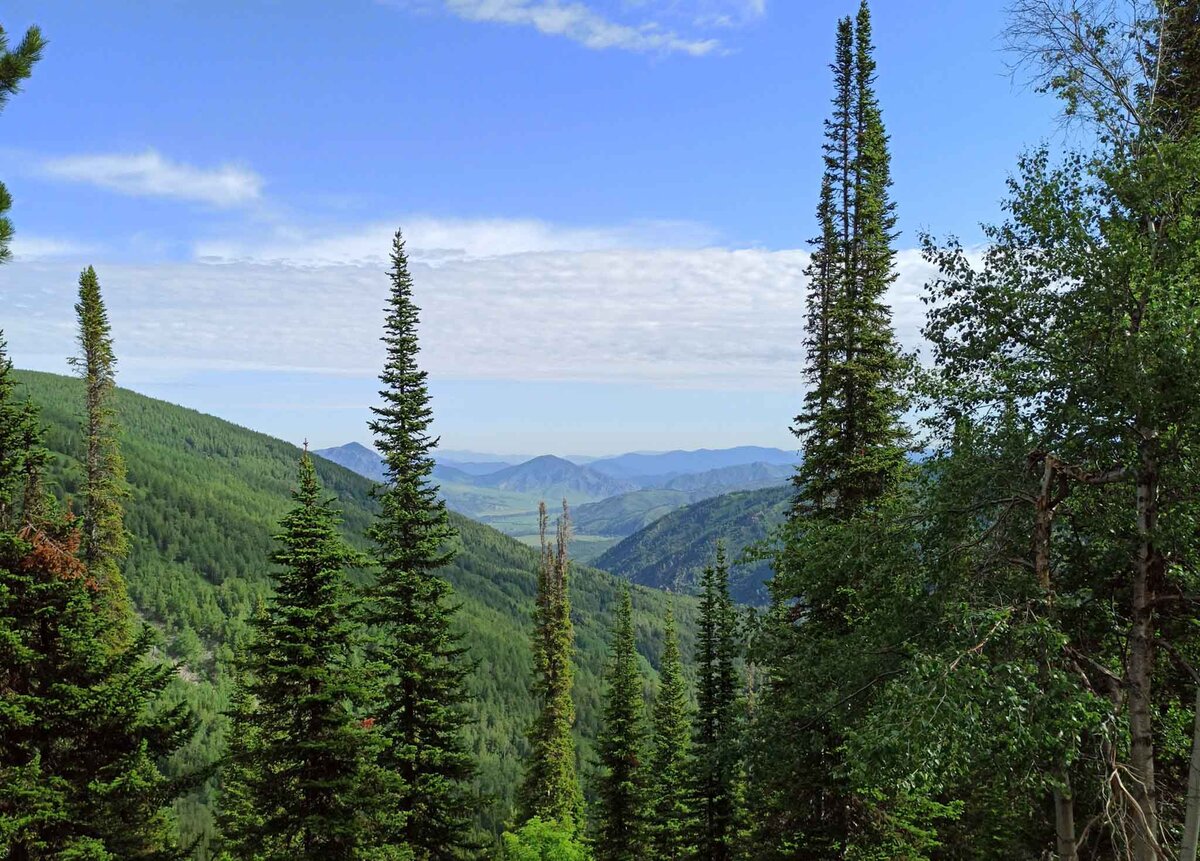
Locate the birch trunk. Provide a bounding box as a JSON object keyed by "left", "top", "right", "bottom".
{"left": 1180, "top": 686, "right": 1200, "bottom": 861}
{"left": 1129, "top": 444, "right": 1160, "bottom": 861}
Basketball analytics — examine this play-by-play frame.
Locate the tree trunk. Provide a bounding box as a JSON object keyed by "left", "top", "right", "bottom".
{"left": 1129, "top": 445, "right": 1160, "bottom": 861}
{"left": 1054, "top": 768, "right": 1078, "bottom": 861}
{"left": 1181, "top": 686, "right": 1200, "bottom": 861}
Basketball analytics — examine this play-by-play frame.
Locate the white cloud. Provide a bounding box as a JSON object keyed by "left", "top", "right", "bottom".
{"left": 399, "top": 0, "right": 722, "bottom": 55}
{"left": 194, "top": 216, "right": 723, "bottom": 265}
{"left": 7, "top": 235, "right": 100, "bottom": 261}
{"left": 1, "top": 245, "right": 935, "bottom": 390}
{"left": 40, "top": 150, "right": 263, "bottom": 207}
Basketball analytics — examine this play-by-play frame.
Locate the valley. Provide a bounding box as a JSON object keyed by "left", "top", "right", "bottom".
{"left": 316, "top": 442, "right": 797, "bottom": 572}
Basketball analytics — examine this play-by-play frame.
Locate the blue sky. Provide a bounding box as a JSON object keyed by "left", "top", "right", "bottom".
{"left": 1, "top": 0, "right": 1060, "bottom": 455}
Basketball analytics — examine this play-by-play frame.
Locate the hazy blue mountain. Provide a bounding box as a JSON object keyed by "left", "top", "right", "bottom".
{"left": 313, "top": 441, "right": 386, "bottom": 482}
{"left": 432, "top": 463, "right": 479, "bottom": 484}
{"left": 574, "top": 462, "right": 793, "bottom": 538}
{"left": 471, "top": 454, "right": 637, "bottom": 498}
{"left": 437, "top": 448, "right": 536, "bottom": 463}
{"left": 588, "top": 446, "right": 798, "bottom": 481}
{"left": 593, "top": 484, "right": 792, "bottom": 605}
{"left": 572, "top": 489, "right": 695, "bottom": 537}
{"left": 661, "top": 461, "right": 793, "bottom": 493}
{"left": 439, "top": 459, "right": 514, "bottom": 476}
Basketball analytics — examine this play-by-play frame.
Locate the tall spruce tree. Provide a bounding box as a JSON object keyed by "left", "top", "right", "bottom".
{"left": 0, "top": 20, "right": 43, "bottom": 264}
{"left": 0, "top": 339, "right": 199, "bottom": 859}
{"left": 68, "top": 266, "right": 131, "bottom": 620}
{"left": 519, "top": 501, "right": 584, "bottom": 830}
{"left": 791, "top": 0, "right": 907, "bottom": 520}
{"left": 752, "top": 6, "right": 908, "bottom": 854}
{"left": 593, "top": 586, "right": 647, "bottom": 861}
{"left": 690, "top": 543, "right": 741, "bottom": 861}
{"left": 218, "top": 452, "right": 373, "bottom": 860}
{"left": 365, "top": 228, "right": 474, "bottom": 859}
{"left": 646, "top": 602, "right": 691, "bottom": 861}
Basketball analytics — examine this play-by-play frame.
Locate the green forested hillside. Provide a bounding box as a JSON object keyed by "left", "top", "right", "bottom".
{"left": 15, "top": 370, "right": 696, "bottom": 855}
{"left": 593, "top": 484, "right": 791, "bottom": 605}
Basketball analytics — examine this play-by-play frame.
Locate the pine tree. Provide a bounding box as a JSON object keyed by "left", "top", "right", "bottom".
{"left": 219, "top": 452, "right": 373, "bottom": 860}
{"left": 0, "top": 20, "right": 44, "bottom": 264}
{"left": 691, "top": 543, "right": 741, "bottom": 861}
{"left": 0, "top": 340, "right": 199, "bottom": 859}
{"left": 793, "top": 18, "right": 853, "bottom": 515}
{"left": 594, "top": 586, "right": 647, "bottom": 861}
{"left": 647, "top": 602, "right": 691, "bottom": 861}
{"left": 791, "top": 1, "right": 908, "bottom": 521}
{"left": 519, "top": 501, "right": 584, "bottom": 830}
{"left": 68, "top": 266, "right": 131, "bottom": 620}
{"left": 365, "top": 228, "right": 475, "bottom": 859}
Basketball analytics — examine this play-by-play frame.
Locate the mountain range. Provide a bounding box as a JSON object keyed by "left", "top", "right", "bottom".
{"left": 316, "top": 442, "right": 797, "bottom": 550}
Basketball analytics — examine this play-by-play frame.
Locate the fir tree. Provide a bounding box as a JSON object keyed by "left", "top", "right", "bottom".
{"left": 519, "top": 501, "right": 584, "bottom": 830}
{"left": 365, "top": 228, "right": 475, "bottom": 859}
{"left": 690, "top": 543, "right": 741, "bottom": 861}
{"left": 646, "top": 602, "right": 691, "bottom": 861}
{"left": 219, "top": 452, "right": 373, "bottom": 860}
{"left": 0, "top": 20, "right": 43, "bottom": 264}
{"left": 0, "top": 340, "right": 199, "bottom": 858}
{"left": 593, "top": 586, "right": 647, "bottom": 861}
{"left": 68, "top": 266, "right": 131, "bottom": 620}
{"left": 791, "top": 1, "right": 908, "bottom": 520}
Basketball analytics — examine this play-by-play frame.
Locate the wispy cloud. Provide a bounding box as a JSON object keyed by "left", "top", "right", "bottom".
{"left": 194, "top": 216, "right": 723, "bottom": 265}
{"left": 396, "top": 0, "right": 723, "bottom": 55}
{"left": 40, "top": 150, "right": 263, "bottom": 207}
{"left": 2, "top": 243, "right": 933, "bottom": 389}
{"left": 8, "top": 235, "right": 100, "bottom": 261}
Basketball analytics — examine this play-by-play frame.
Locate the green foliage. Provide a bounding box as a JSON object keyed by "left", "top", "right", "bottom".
{"left": 14, "top": 369, "right": 697, "bottom": 854}
{"left": 218, "top": 454, "right": 376, "bottom": 860}
{"left": 594, "top": 485, "right": 789, "bottom": 605}
{"left": 592, "top": 588, "right": 647, "bottom": 861}
{"left": 502, "top": 817, "right": 591, "bottom": 861}
{"left": 67, "top": 267, "right": 131, "bottom": 621}
{"left": 0, "top": 19, "right": 43, "bottom": 264}
{"left": 690, "top": 544, "right": 742, "bottom": 861}
{"left": 0, "top": 344, "right": 200, "bottom": 859}
{"left": 365, "top": 229, "right": 475, "bottom": 859}
{"left": 646, "top": 603, "right": 690, "bottom": 861}
{"left": 521, "top": 503, "right": 584, "bottom": 829}
{"left": 791, "top": 0, "right": 909, "bottom": 519}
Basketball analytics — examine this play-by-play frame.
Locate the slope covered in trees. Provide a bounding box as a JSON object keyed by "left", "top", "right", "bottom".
{"left": 594, "top": 485, "right": 789, "bottom": 604}
{"left": 14, "top": 369, "right": 697, "bottom": 852}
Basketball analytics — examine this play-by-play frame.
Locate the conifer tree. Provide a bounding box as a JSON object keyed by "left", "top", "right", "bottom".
{"left": 647, "top": 602, "right": 691, "bottom": 861}
{"left": 365, "top": 228, "right": 475, "bottom": 859}
{"left": 519, "top": 501, "right": 584, "bottom": 830}
{"left": 791, "top": 0, "right": 908, "bottom": 520}
{"left": 690, "top": 543, "right": 741, "bottom": 861}
{"left": 0, "top": 20, "right": 43, "bottom": 264}
{"left": 219, "top": 452, "right": 373, "bottom": 860}
{"left": 68, "top": 266, "right": 131, "bottom": 619}
{"left": 594, "top": 587, "right": 647, "bottom": 861}
{"left": 0, "top": 339, "right": 199, "bottom": 858}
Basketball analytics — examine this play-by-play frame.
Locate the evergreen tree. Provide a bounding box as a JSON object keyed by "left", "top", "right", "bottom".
{"left": 690, "top": 543, "right": 741, "bottom": 861}
{"left": 593, "top": 587, "right": 647, "bottom": 861}
{"left": 754, "top": 6, "right": 908, "bottom": 854}
{"left": 365, "top": 228, "right": 475, "bottom": 859}
{"left": 218, "top": 452, "right": 373, "bottom": 860}
{"left": 646, "top": 602, "right": 691, "bottom": 861}
{"left": 0, "top": 20, "right": 43, "bottom": 264}
{"left": 519, "top": 501, "right": 584, "bottom": 830}
{"left": 67, "top": 266, "right": 131, "bottom": 620}
{"left": 791, "top": 0, "right": 908, "bottom": 520}
{"left": 0, "top": 340, "right": 199, "bottom": 859}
